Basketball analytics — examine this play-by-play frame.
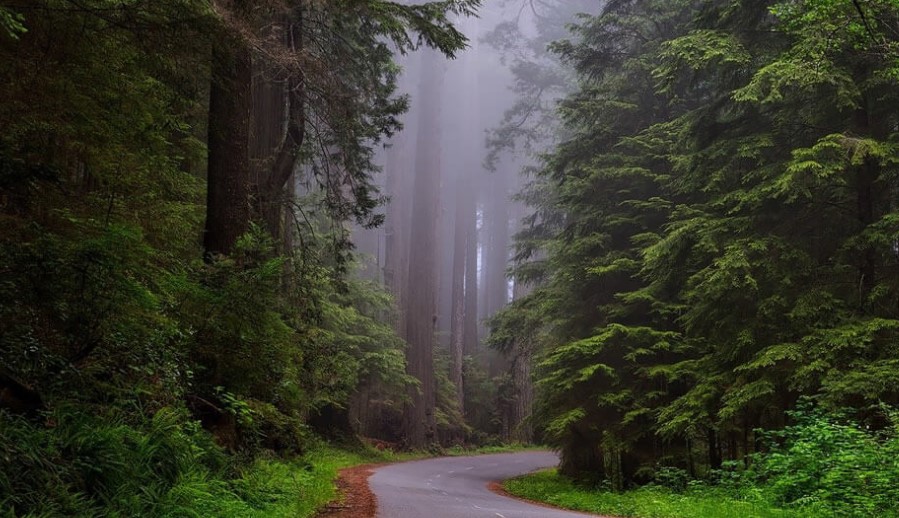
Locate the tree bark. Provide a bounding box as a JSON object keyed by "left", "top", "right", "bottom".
{"left": 203, "top": 33, "right": 253, "bottom": 259}
{"left": 402, "top": 50, "right": 444, "bottom": 449}
{"left": 250, "top": 13, "right": 304, "bottom": 248}
{"left": 383, "top": 52, "right": 418, "bottom": 335}
{"left": 509, "top": 350, "right": 533, "bottom": 442}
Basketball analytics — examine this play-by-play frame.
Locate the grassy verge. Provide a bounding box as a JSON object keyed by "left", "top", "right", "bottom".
{"left": 502, "top": 470, "right": 827, "bottom": 518}
{"left": 214, "top": 444, "right": 416, "bottom": 518}
{"left": 444, "top": 443, "right": 546, "bottom": 456}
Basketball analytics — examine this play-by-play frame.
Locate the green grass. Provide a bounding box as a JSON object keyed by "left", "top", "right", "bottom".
{"left": 503, "top": 470, "right": 829, "bottom": 518}
{"left": 215, "top": 443, "right": 420, "bottom": 518}
{"left": 444, "top": 443, "right": 546, "bottom": 456}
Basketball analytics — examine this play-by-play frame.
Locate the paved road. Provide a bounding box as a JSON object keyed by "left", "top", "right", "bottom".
{"left": 369, "top": 451, "right": 598, "bottom": 518}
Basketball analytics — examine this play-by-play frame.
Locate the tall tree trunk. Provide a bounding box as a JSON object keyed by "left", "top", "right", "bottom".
{"left": 253, "top": 14, "right": 304, "bottom": 249}
{"left": 437, "top": 190, "right": 455, "bottom": 349}
{"left": 507, "top": 193, "right": 534, "bottom": 442}
{"left": 855, "top": 95, "right": 879, "bottom": 309}
{"left": 384, "top": 134, "right": 410, "bottom": 332}
{"left": 250, "top": 53, "right": 289, "bottom": 245}
{"left": 449, "top": 182, "right": 468, "bottom": 411}
{"left": 459, "top": 13, "right": 481, "bottom": 361}
{"left": 509, "top": 353, "right": 532, "bottom": 442}
{"left": 485, "top": 164, "right": 510, "bottom": 318}
{"left": 402, "top": 50, "right": 443, "bottom": 448}
{"left": 463, "top": 203, "right": 479, "bottom": 357}
{"left": 510, "top": 358, "right": 534, "bottom": 443}
{"left": 383, "top": 51, "right": 418, "bottom": 335}
{"left": 484, "top": 163, "right": 511, "bottom": 377}
{"left": 707, "top": 428, "right": 722, "bottom": 471}
{"left": 204, "top": 34, "right": 252, "bottom": 259}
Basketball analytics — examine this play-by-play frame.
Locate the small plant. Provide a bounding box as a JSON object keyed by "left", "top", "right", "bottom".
{"left": 215, "top": 386, "right": 256, "bottom": 426}
{"left": 652, "top": 466, "right": 690, "bottom": 493}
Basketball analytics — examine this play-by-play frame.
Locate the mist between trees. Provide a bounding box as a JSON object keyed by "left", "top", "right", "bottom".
{"left": 4, "top": 0, "right": 899, "bottom": 515}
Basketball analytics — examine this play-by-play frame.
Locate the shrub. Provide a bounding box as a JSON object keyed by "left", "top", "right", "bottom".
{"left": 0, "top": 406, "right": 235, "bottom": 516}
{"left": 745, "top": 404, "right": 899, "bottom": 516}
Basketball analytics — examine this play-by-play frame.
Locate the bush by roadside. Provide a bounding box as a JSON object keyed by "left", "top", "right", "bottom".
{"left": 0, "top": 407, "right": 408, "bottom": 518}
{"left": 504, "top": 405, "right": 899, "bottom": 518}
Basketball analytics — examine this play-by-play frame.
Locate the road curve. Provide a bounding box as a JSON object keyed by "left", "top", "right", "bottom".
{"left": 369, "top": 451, "right": 599, "bottom": 518}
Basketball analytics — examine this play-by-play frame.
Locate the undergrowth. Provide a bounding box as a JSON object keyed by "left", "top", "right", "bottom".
{"left": 504, "top": 405, "right": 899, "bottom": 518}
{"left": 0, "top": 407, "right": 406, "bottom": 518}
{"left": 505, "top": 470, "right": 821, "bottom": 518}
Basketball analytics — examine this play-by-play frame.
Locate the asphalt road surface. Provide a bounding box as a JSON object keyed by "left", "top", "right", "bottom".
{"left": 369, "top": 451, "right": 599, "bottom": 518}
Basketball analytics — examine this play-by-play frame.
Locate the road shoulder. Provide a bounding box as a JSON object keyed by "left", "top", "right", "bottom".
{"left": 316, "top": 463, "right": 380, "bottom": 518}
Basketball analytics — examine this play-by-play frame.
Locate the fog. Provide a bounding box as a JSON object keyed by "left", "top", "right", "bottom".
{"left": 354, "top": 5, "right": 524, "bottom": 350}
{"left": 350, "top": 1, "right": 598, "bottom": 441}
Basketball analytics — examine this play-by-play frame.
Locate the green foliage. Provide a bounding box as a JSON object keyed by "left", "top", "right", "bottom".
{"left": 282, "top": 0, "right": 481, "bottom": 228}
{"left": 461, "top": 356, "right": 503, "bottom": 440}
{"left": 0, "top": 406, "right": 228, "bottom": 517}
{"left": 226, "top": 444, "right": 414, "bottom": 518}
{"left": 504, "top": 469, "right": 815, "bottom": 518}
{"left": 742, "top": 404, "right": 899, "bottom": 516}
{"left": 0, "top": 0, "right": 472, "bottom": 513}
{"left": 0, "top": 7, "right": 25, "bottom": 38}
{"left": 0, "top": 221, "right": 187, "bottom": 404}
{"left": 348, "top": 0, "right": 480, "bottom": 57}
{"left": 433, "top": 347, "right": 470, "bottom": 443}
{"left": 493, "top": 0, "right": 899, "bottom": 496}
{"left": 0, "top": 406, "right": 407, "bottom": 517}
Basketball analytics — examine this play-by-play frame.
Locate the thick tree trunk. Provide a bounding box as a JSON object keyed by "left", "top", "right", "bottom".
{"left": 250, "top": 59, "right": 288, "bottom": 243}
{"left": 250, "top": 14, "right": 304, "bottom": 249}
{"left": 402, "top": 51, "right": 444, "bottom": 449}
{"left": 204, "top": 35, "right": 252, "bottom": 259}
{"left": 384, "top": 143, "right": 409, "bottom": 332}
{"left": 507, "top": 203, "right": 534, "bottom": 442}
{"left": 458, "top": 17, "right": 481, "bottom": 361}
{"left": 437, "top": 192, "right": 455, "bottom": 349}
{"left": 383, "top": 106, "right": 413, "bottom": 332}
{"left": 383, "top": 51, "right": 419, "bottom": 337}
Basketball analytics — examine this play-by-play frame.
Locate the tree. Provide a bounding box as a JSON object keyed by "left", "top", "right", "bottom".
{"left": 402, "top": 48, "right": 446, "bottom": 448}
{"left": 500, "top": 0, "right": 899, "bottom": 487}
{"left": 482, "top": 0, "right": 599, "bottom": 443}
{"left": 204, "top": 1, "right": 252, "bottom": 258}
{"left": 203, "top": 0, "right": 481, "bottom": 259}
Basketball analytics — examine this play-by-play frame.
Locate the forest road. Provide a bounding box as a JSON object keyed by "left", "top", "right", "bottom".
{"left": 369, "top": 451, "right": 601, "bottom": 518}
